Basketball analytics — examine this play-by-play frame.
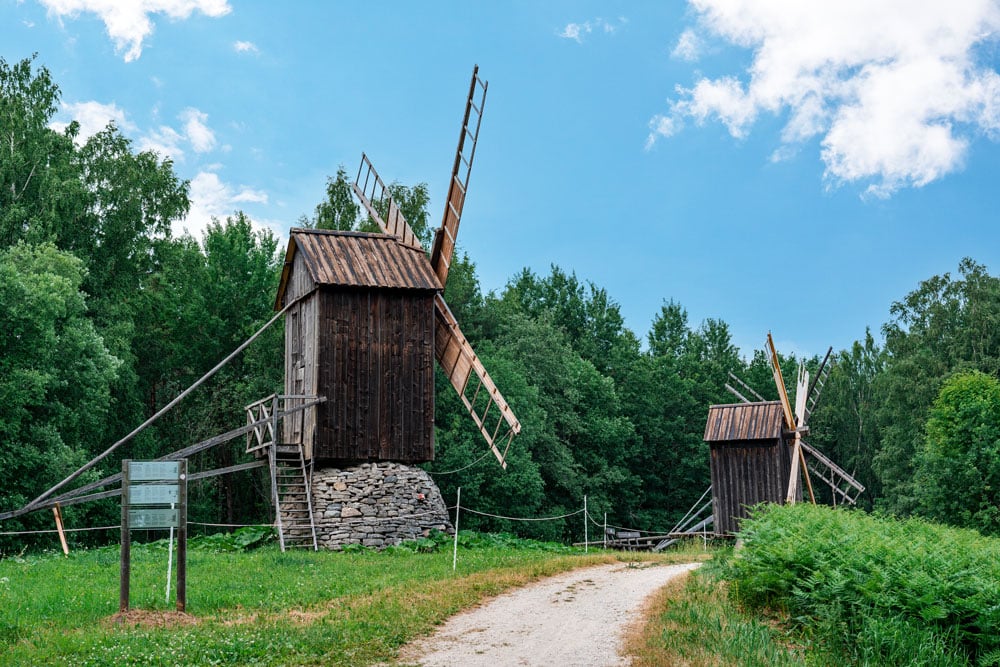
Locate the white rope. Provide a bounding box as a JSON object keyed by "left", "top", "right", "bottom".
{"left": 0, "top": 525, "right": 117, "bottom": 536}
{"left": 461, "top": 507, "right": 583, "bottom": 522}
{"left": 427, "top": 450, "right": 494, "bottom": 475}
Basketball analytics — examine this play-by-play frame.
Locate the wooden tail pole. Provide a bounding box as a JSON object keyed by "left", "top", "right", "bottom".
{"left": 23, "top": 302, "right": 293, "bottom": 514}
{"left": 52, "top": 503, "right": 68, "bottom": 556}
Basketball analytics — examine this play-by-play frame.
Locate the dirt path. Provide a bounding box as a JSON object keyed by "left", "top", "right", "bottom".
{"left": 396, "top": 561, "right": 700, "bottom": 667}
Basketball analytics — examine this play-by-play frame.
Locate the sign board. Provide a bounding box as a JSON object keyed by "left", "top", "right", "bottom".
{"left": 129, "top": 461, "right": 180, "bottom": 481}
{"left": 129, "top": 508, "right": 179, "bottom": 529}
{"left": 128, "top": 484, "right": 179, "bottom": 505}
{"left": 616, "top": 531, "right": 641, "bottom": 539}
{"left": 121, "top": 459, "right": 187, "bottom": 613}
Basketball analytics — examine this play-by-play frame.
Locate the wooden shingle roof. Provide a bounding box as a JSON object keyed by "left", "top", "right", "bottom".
{"left": 275, "top": 229, "right": 441, "bottom": 309}
{"left": 703, "top": 401, "right": 785, "bottom": 442}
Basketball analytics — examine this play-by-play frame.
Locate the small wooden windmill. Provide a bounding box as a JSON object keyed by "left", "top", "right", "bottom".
{"left": 703, "top": 333, "right": 864, "bottom": 535}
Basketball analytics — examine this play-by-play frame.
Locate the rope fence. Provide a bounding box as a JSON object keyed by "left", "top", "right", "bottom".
{"left": 3, "top": 487, "right": 713, "bottom": 564}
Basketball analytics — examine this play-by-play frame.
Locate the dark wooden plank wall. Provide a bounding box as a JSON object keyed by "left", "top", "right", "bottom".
{"left": 312, "top": 288, "right": 435, "bottom": 463}
{"left": 710, "top": 439, "right": 794, "bottom": 535}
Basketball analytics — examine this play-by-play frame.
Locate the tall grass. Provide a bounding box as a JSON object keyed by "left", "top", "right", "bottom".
{"left": 625, "top": 568, "right": 811, "bottom": 667}
{"left": 726, "top": 504, "right": 1000, "bottom": 666}
{"left": 0, "top": 530, "right": 689, "bottom": 666}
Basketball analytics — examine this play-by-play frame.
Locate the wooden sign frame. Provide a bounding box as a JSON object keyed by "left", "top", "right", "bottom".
{"left": 120, "top": 459, "right": 187, "bottom": 612}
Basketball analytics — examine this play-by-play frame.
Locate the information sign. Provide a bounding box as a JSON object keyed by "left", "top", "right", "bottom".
{"left": 129, "top": 461, "right": 180, "bottom": 481}
{"left": 128, "top": 484, "right": 179, "bottom": 505}
{"left": 128, "top": 508, "right": 179, "bottom": 529}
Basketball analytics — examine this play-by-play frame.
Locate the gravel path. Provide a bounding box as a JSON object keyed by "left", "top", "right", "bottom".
{"left": 396, "top": 561, "right": 700, "bottom": 667}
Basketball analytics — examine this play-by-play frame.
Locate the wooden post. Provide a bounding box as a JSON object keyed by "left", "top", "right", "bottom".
{"left": 583, "top": 496, "right": 588, "bottom": 553}
{"left": 52, "top": 503, "right": 69, "bottom": 556}
{"left": 176, "top": 459, "right": 187, "bottom": 612}
{"left": 452, "top": 487, "right": 461, "bottom": 572}
{"left": 119, "top": 460, "right": 131, "bottom": 613}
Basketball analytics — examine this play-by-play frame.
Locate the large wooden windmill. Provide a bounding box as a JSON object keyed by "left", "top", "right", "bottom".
{"left": 265, "top": 66, "right": 519, "bottom": 550}
{"left": 702, "top": 333, "right": 864, "bottom": 535}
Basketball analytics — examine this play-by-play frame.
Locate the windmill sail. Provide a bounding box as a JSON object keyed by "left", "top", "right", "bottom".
{"left": 434, "top": 294, "right": 521, "bottom": 468}
{"left": 430, "top": 65, "right": 487, "bottom": 287}
{"left": 353, "top": 153, "right": 424, "bottom": 250}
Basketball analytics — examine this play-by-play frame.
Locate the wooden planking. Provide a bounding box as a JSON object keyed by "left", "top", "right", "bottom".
{"left": 704, "top": 402, "right": 785, "bottom": 442}
{"left": 309, "top": 289, "right": 436, "bottom": 463}
{"left": 710, "top": 439, "right": 793, "bottom": 534}
{"left": 715, "top": 439, "right": 795, "bottom": 534}
{"left": 274, "top": 229, "right": 441, "bottom": 310}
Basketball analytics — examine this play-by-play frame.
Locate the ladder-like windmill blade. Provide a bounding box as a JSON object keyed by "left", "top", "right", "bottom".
{"left": 802, "top": 346, "right": 834, "bottom": 426}
{"left": 794, "top": 365, "right": 810, "bottom": 428}
{"left": 434, "top": 294, "right": 520, "bottom": 468}
{"left": 430, "top": 65, "right": 487, "bottom": 287}
{"left": 352, "top": 153, "right": 425, "bottom": 250}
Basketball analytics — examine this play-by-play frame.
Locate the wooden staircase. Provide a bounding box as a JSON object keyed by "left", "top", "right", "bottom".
{"left": 269, "top": 444, "right": 318, "bottom": 551}
{"left": 246, "top": 395, "right": 319, "bottom": 551}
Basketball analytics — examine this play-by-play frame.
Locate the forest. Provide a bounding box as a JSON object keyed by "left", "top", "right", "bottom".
{"left": 4, "top": 54, "right": 1000, "bottom": 551}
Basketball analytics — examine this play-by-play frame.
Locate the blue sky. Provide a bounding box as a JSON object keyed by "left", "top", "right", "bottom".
{"left": 4, "top": 1, "right": 1000, "bottom": 360}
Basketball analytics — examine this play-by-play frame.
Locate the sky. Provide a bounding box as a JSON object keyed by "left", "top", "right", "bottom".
{"left": 4, "top": 0, "right": 1000, "bottom": 360}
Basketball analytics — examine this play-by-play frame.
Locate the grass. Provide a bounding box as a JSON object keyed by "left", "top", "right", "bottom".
{"left": 624, "top": 563, "right": 816, "bottom": 667}
{"left": 0, "top": 530, "right": 700, "bottom": 666}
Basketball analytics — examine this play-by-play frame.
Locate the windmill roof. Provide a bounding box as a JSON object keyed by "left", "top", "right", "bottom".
{"left": 274, "top": 228, "right": 441, "bottom": 310}
{"left": 704, "top": 401, "right": 786, "bottom": 442}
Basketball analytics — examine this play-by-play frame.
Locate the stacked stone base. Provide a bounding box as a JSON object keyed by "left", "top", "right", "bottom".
{"left": 310, "top": 462, "right": 452, "bottom": 550}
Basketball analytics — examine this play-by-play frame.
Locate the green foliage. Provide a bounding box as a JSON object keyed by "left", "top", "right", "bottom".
{"left": 807, "top": 330, "right": 884, "bottom": 508}
{"left": 874, "top": 259, "right": 1000, "bottom": 517}
{"left": 726, "top": 503, "right": 1000, "bottom": 665}
{"left": 0, "top": 242, "right": 119, "bottom": 549}
{"left": 915, "top": 371, "right": 1000, "bottom": 534}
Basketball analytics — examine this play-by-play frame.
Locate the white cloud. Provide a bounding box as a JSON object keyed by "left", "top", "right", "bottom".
{"left": 180, "top": 107, "right": 216, "bottom": 153}
{"left": 179, "top": 170, "right": 269, "bottom": 239}
{"left": 39, "top": 0, "right": 231, "bottom": 62}
{"left": 652, "top": 0, "right": 1000, "bottom": 195}
{"left": 558, "top": 17, "right": 627, "bottom": 43}
{"left": 51, "top": 100, "right": 133, "bottom": 141}
{"left": 233, "top": 40, "right": 258, "bottom": 54}
{"left": 138, "top": 125, "right": 185, "bottom": 160}
{"left": 672, "top": 28, "right": 702, "bottom": 61}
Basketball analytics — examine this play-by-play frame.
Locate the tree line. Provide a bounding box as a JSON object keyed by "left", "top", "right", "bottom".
{"left": 2, "top": 55, "right": 997, "bottom": 551}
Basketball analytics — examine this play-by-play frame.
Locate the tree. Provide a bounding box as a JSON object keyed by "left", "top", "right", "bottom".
{"left": 808, "top": 330, "right": 884, "bottom": 507}
{"left": 914, "top": 371, "right": 1000, "bottom": 534}
{"left": 310, "top": 166, "right": 360, "bottom": 231}
{"left": 0, "top": 243, "right": 119, "bottom": 547}
{"left": 874, "top": 259, "right": 1000, "bottom": 516}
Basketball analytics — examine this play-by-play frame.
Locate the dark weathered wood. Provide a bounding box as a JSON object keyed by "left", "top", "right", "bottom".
{"left": 120, "top": 460, "right": 131, "bottom": 612}
{"left": 187, "top": 460, "right": 267, "bottom": 481}
{"left": 176, "top": 460, "right": 187, "bottom": 612}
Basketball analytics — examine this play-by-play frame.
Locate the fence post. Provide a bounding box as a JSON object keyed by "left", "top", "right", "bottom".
{"left": 603, "top": 512, "right": 607, "bottom": 549}
{"left": 452, "top": 487, "right": 461, "bottom": 572}
{"left": 584, "top": 495, "right": 588, "bottom": 553}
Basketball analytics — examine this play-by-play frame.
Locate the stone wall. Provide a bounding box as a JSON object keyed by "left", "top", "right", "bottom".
{"left": 308, "top": 462, "right": 453, "bottom": 550}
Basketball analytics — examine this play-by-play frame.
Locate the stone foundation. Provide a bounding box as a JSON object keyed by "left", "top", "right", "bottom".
{"left": 309, "top": 462, "right": 452, "bottom": 550}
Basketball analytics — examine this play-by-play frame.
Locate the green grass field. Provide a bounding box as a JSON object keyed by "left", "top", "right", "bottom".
{"left": 0, "top": 531, "right": 696, "bottom": 666}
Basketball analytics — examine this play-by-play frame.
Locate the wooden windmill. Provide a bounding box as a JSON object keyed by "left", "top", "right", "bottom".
{"left": 273, "top": 65, "right": 519, "bottom": 470}
{"left": 703, "top": 333, "right": 864, "bottom": 535}
{"left": 349, "top": 65, "right": 521, "bottom": 468}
